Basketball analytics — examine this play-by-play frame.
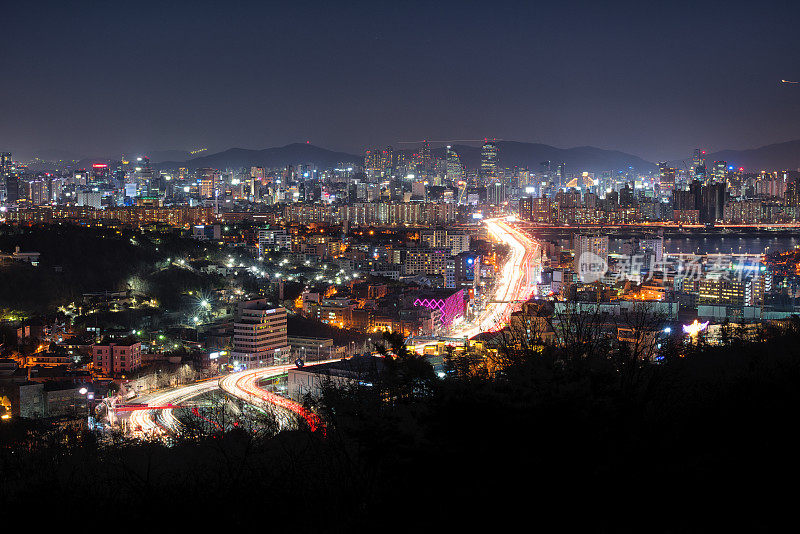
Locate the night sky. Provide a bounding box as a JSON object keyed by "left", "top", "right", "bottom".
{"left": 2, "top": 0, "right": 799, "bottom": 162}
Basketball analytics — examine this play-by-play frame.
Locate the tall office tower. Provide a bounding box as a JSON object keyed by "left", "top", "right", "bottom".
{"left": 394, "top": 152, "right": 408, "bottom": 175}
{"left": 480, "top": 140, "right": 499, "bottom": 182}
{"left": 712, "top": 161, "right": 727, "bottom": 184}
{"left": 27, "top": 176, "right": 50, "bottom": 205}
{"left": 381, "top": 146, "right": 394, "bottom": 176}
{"left": 445, "top": 146, "right": 464, "bottom": 182}
{"left": 538, "top": 160, "right": 552, "bottom": 196}
{"left": 700, "top": 182, "right": 726, "bottom": 223}
{"left": 658, "top": 162, "right": 676, "bottom": 195}
{"left": 412, "top": 140, "right": 433, "bottom": 178}
{"left": 691, "top": 149, "right": 706, "bottom": 178}
{"left": 573, "top": 233, "right": 609, "bottom": 279}
{"left": 419, "top": 139, "right": 431, "bottom": 166}
{"left": 364, "top": 148, "right": 382, "bottom": 178}
{"left": 619, "top": 183, "right": 635, "bottom": 207}
{"left": 133, "top": 156, "right": 156, "bottom": 196}
{"left": 517, "top": 168, "right": 531, "bottom": 188}
{"left": 249, "top": 166, "right": 264, "bottom": 196}
{"left": 556, "top": 162, "right": 566, "bottom": 189}
{"left": 4, "top": 173, "right": 20, "bottom": 202}
{"left": 487, "top": 180, "right": 506, "bottom": 206}
{"left": 519, "top": 196, "right": 533, "bottom": 221}
{"left": 197, "top": 167, "right": 219, "bottom": 199}
{"left": 250, "top": 166, "right": 265, "bottom": 180}
{"left": 91, "top": 163, "right": 110, "bottom": 184}
{"left": 0, "top": 153, "right": 11, "bottom": 172}
{"left": 231, "top": 300, "right": 288, "bottom": 369}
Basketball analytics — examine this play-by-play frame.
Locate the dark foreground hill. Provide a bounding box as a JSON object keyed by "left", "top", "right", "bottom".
{"left": 3, "top": 320, "right": 800, "bottom": 531}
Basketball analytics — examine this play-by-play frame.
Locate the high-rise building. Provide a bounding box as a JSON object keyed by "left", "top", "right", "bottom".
{"left": 197, "top": 168, "right": 219, "bottom": 199}
{"left": 409, "top": 140, "right": 434, "bottom": 178}
{"left": 420, "top": 229, "right": 470, "bottom": 255}
{"left": 445, "top": 146, "right": 464, "bottom": 183}
{"left": 231, "top": 300, "right": 288, "bottom": 368}
{"left": 480, "top": 140, "right": 499, "bottom": 182}
{"left": 487, "top": 180, "right": 505, "bottom": 206}
{"left": 519, "top": 196, "right": 533, "bottom": 221}
{"left": 712, "top": 161, "right": 728, "bottom": 184}
{"left": 3, "top": 173, "right": 20, "bottom": 202}
{"left": 556, "top": 162, "right": 566, "bottom": 189}
{"left": 700, "top": 182, "right": 726, "bottom": 223}
{"left": 364, "top": 148, "right": 382, "bottom": 178}
{"left": 573, "top": 233, "right": 609, "bottom": 279}
{"left": 691, "top": 149, "right": 706, "bottom": 178}
{"left": 381, "top": 146, "right": 393, "bottom": 176}
{"left": 658, "top": 162, "right": 676, "bottom": 194}
{"left": 698, "top": 276, "right": 763, "bottom": 307}
{"left": 0, "top": 153, "right": 11, "bottom": 172}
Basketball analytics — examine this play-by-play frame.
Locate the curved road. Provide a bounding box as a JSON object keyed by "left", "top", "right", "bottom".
{"left": 124, "top": 219, "right": 538, "bottom": 438}
{"left": 126, "top": 360, "right": 341, "bottom": 438}
{"left": 219, "top": 360, "right": 340, "bottom": 433}
{"left": 452, "top": 218, "right": 540, "bottom": 338}
{"left": 128, "top": 379, "right": 220, "bottom": 437}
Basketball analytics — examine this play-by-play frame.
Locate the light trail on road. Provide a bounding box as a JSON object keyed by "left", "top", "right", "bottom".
{"left": 218, "top": 360, "right": 340, "bottom": 433}
{"left": 126, "top": 359, "right": 342, "bottom": 439}
{"left": 128, "top": 379, "right": 219, "bottom": 437}
{"left": 451, "top": 218, "right": 540, "bottom": 339}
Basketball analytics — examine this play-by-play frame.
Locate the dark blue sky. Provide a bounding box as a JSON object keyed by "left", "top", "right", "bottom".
{"left": 2, "top": 0, "right": 799, "bottom": 162}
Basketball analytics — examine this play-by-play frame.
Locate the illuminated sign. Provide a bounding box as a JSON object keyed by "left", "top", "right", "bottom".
{"left": 682, "top": 319, "right": 709, "bottom": 337}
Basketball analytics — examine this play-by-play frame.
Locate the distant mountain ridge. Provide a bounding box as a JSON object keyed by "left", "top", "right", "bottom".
{"left": 691, "top": 140, "right": 800, "bottom": 172}
{"left": 158, "top": 141, "right": 657, "bottom": 174}
{"left": 434, "top": 141, "right": 656, "bottom": 174}
{"left": 18, "top": 139, "right": 800, "bottom": 174}
{"left": 157, "top": 143, "right": 362, "bottom": 170}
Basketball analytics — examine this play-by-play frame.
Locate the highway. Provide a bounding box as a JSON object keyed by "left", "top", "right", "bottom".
{"left": 219, "top": 360, "right": 340, "bottom": 433}
{"left": 122, "top": 218, "right": 539, "bottom": 438}
{"left": 127, "top": 379, "right": 220, "bottom": 437}
{"left": 120, "top": 359, "right": 342, "bottom": 439}
{"left": 452, "top": 217, "right": 540, "bottom": 339}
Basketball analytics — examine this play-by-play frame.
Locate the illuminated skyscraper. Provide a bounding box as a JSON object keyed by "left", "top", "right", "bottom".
{"left": 556, "top": 162, "right": 566, "bottom": 189}
{"left": 0, "top": 153, "right": 11, "bottom": 173}
{"left": 691, "top": 149, "right": 706, "bottom": 178}
{"left": 381, "top": 146, "right": 393, "bottom": 176}
{"left": 573, "top": 233, "right": 609, "bottom": 280}
{"left": 480, "top": 140, "right": 499, "bottom": 182}
{"left": 445, "top": 145, "right": 464, "bottom": 183}
{"left": 712, "top": 161, "right": 727, "bottom": 184}
{"left": 414, "top": 140, "right": 433, "bottom": 178}
{"left": 364, "top": 148, "right": 382, "bottom": 178}
{"left": 487, "top": 180, "right": 505, "bottom": 206}
{"left": 658, "top": 162, "right": 676, "bottom": 194}
{"left": 197, "top": 168, "right": 219, "bottom": 199}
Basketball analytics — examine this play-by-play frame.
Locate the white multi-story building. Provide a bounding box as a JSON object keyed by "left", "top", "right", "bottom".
{"left": 421, "top": 229, "right": 470, "bottom": 255}
{"left": 573, "top": 234, "right": 609, "bottom": 281}
{"left": 257, "top": 228, "right": 292, "bottom": 256}
{"left": 231, "top": 300, "right": 288, "bottom": 368}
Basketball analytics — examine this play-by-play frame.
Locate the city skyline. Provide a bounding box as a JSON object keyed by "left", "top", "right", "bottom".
{"left": 3, "top": 1, "right": 800, "bottom": 162}
{"left": 4, "top": 2, "right": 800, "bottom": 529}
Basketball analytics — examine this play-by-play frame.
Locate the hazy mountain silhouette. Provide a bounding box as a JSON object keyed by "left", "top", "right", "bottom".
{"left": 695, "top": 140, "right": 800, "bottom": 172}
{"left": 19, "top": 139, "right": 800, "bottom": 174}
{"left": 158, "top": 143, "right": 361, "bottom": 170}
{"left": 435, "top": 141, "right": 656, "bottom": 174}
{"left": 157, "top": 141, "right": 657, "bottom": 174}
